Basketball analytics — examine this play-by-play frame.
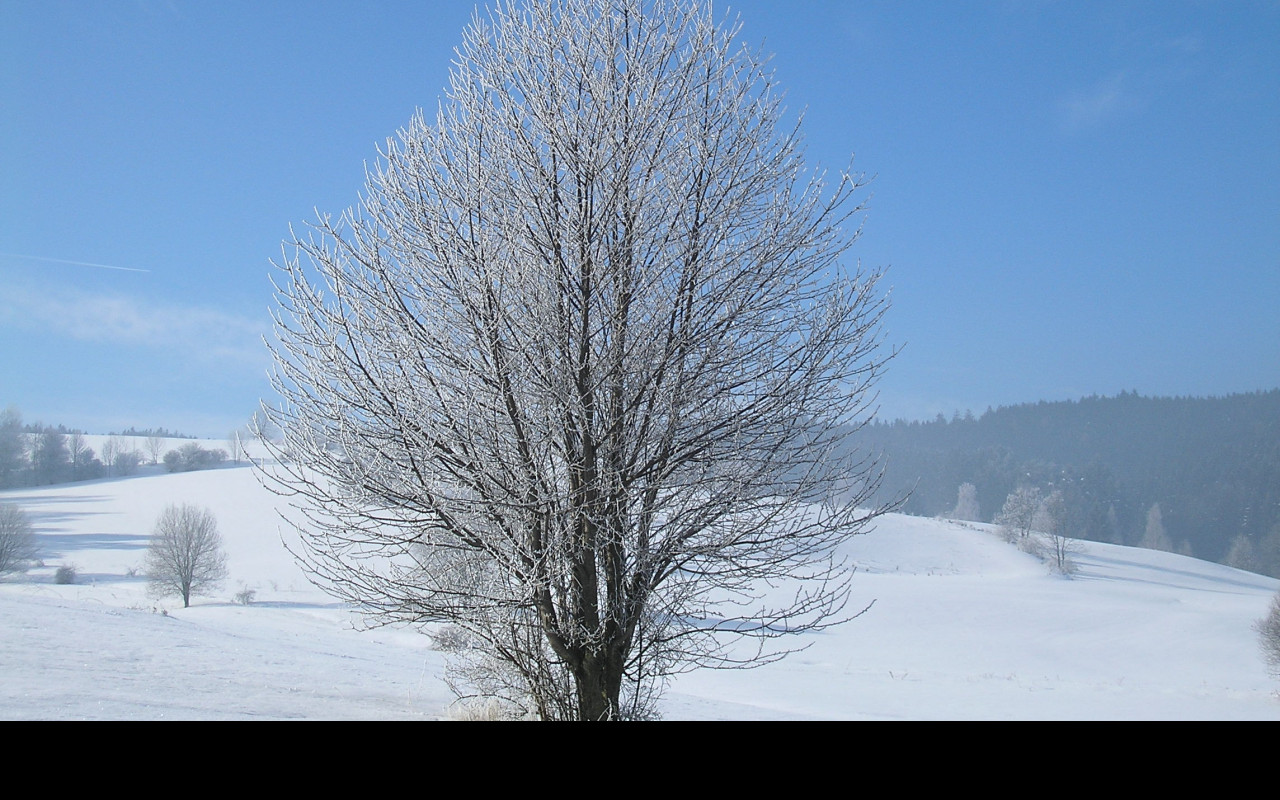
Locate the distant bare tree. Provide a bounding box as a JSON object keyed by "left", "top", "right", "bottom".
{"left": 226, "top": 431, "right": 245, "bottom": 464}
{"left": 67, "top": 431, "right": 87, "bottom": 468}
{"left": 1037, "top": 489, "right": 1076, "bottom": 575}
{"left": 146, "top": 503, "right": 228, "bottom": 608}
{"left": 263, "top": 0, "right": 895, "bottom": 719}
{"left": 249, "top": 408, "right": 278, "bottom": 443}
{"left": 100, "top": 436, "right": 120, "bottom": 476}
{"left": 95, "top": 435, "right": 142, "bottom": 476}
{"left": 145, "top": 435, "right": 165, "bottom": 465}
{"left": 0, "top": 502, "right": 38, "bottom": 573}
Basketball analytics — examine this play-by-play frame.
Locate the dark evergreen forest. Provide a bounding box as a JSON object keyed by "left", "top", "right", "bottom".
{"left": 859, "top": 390, "right": 1280, "bottom": 569}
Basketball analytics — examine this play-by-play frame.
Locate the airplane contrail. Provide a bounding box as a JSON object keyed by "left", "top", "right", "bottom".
{"left": 0, "top": 251, "right": 151, "bottom": 273}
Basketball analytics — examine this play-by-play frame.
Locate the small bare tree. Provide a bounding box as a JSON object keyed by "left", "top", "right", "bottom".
{"left": 100, "top": 435, "right": 119, "bottom": 476}
{"left": 1036, "top": 489, "right": 1076, "bottom": 575}
{"left": 0, "top": 502, "right": 38, "bottom": 573}
{"left": 264, "top": 0, "right": 894, "bottom": 720}
{"left": 146, "top": 503, "right": 228, "bottom": 607}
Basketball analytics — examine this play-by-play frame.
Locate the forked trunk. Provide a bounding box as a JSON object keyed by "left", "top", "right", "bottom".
{"left": 574, "top": 649, "right": 624, "bottom": 720}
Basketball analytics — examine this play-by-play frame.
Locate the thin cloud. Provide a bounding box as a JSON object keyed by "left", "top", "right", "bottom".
{"left": 0, "top": 284, "right": 268, "bottom": 368}
{"left": 1059, "top": 72, "right": 1138, "bottom": 132}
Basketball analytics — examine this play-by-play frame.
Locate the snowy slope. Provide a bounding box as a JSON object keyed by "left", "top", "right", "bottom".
{"left": 2, "top": 460, "right": 1277, "bottom": 720}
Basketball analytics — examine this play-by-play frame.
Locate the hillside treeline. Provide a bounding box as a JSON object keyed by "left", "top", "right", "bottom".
{"left": 0, "top": 407, "right": 221, "bottom": 488}
{"left": 860, "top": 390, "right": 1280, "bottom": 568}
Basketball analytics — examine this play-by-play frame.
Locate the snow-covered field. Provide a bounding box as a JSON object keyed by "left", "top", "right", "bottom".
{"left": 3, "top": 446, "right": 1278, "bottom": 720}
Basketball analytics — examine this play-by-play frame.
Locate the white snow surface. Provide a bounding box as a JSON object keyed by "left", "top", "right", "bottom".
{"left": 3, "top": 449, "right": 1278, "bottom": 720}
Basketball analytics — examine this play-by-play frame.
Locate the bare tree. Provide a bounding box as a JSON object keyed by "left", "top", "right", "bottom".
{"left": 67, "top": 431, "right": 87, "bottom": 470}
{"left": 0, "top": 502, "right": 38, "bottom": 573}
{"left": 264, "top": 0, "right": 894, "bottom": 720}
{"left": 145, "top": 435, "right": 165, "bottom": 465}
{"left": 101, "top": 435, "right": 120, "bottom": 477}
{"left": 249, "top": 408, "right": 278, "bottom": 443}
{"left": 146, "top": 503, "right": 228, "bottom": 608}
{"left": 227, "top": 430, "right": 245, "bottom": 464}
{"left": 1036, "top": 489, "right": 1076, "bottom": 575}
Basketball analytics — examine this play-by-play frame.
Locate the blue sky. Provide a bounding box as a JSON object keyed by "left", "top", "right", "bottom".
{"left": 2, "top": 1, "right": 1277, "bottom": 437}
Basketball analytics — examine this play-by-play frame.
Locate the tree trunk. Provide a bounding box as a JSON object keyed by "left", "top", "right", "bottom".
{"left": 574, "top": 649, "right": 623, "bottom": 720}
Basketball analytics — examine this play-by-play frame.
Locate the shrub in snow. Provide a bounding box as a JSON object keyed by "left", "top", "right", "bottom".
{"left": 430, "top": 625, "right": 475, "bottom": 653}
{"left": 1017, "top": 533, "right": 1047, "bottom": 560}
{"left": 54, "top": 565, "right": 76, "bottom": 584}
{"left": 1257, "top": 593, "right": 1280, "bottom": 678}
{"left": 446, "top": 697, "right": 519, "bottom": 721}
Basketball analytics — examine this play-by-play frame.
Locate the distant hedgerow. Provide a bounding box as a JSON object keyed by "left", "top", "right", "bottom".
{"left": 163, "top": 442, "right": 227, "bottom": 473}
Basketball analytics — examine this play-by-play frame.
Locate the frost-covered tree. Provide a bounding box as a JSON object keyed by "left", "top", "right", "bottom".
{"left": 146, "top": 503, "right": 228, "bottom": 608}
{"left": 1261, "top": 529, "right": 1280, "bottom": 579}
{"left": 1140, "top": 502, "right": 1173, "bottom": 552}
{"left": 1037, "top": 489, "right": 1075, "bottom": 575}
{"left": 995, "top": 486, "right": 1041, "bottom": 544}
{"left": 1224, "top": 533, "right": 1259, "bottom": 573}
{"left": 1229, "top": 524, "right": 1280, "bottom": 578}
{"left": 263, "top": 0, "right": 894, "bottom": 720}
{"left": 949, "top": 482, "right": 980, "bottom": 522}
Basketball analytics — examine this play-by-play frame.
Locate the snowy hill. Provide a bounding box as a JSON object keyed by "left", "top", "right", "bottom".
{"left": 3, "top": 459, "right": 1278, "bottom": 720}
